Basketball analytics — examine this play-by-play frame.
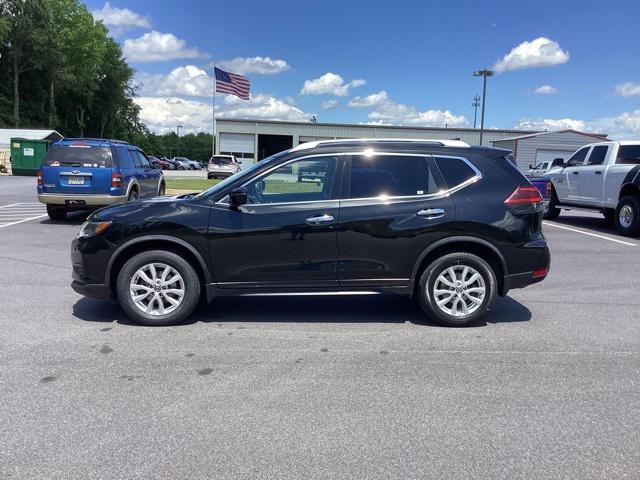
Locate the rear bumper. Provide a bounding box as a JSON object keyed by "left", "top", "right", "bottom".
{"left": 38, "top": 193, "right": 127, "bottom": 206}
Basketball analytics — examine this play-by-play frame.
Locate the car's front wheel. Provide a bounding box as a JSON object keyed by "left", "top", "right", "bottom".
{"left": 46, "top": 204, "right": 67, "bottom": 221}
{"left": 418, "top": 252, "right": 497, "bottom": 327}
{"left": 116, "top": 250, "right": 201, "bottom": 326}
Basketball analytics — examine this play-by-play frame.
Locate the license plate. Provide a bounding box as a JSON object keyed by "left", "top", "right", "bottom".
{"left": 68, "top": 176, "right": 85, "bottom": 185}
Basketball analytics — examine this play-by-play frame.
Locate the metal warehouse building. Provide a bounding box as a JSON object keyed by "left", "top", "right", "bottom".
{"left": 215, "top": 119, "right": 536, "bottom": 168}
{"left": 491, "top": 129, "right": 608, "bottom": 171}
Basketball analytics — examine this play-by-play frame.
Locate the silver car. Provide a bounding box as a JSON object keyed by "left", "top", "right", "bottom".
{"left": 207, "top": 155, "right": 240, "bottom": 179}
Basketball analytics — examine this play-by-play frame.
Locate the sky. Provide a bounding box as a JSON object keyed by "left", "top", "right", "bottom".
{"left": 87, "top": 0, "right": 640, "bottom": 138}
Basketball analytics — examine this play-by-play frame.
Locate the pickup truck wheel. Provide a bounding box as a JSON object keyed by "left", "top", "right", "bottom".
{"left": 603, "top": 209, "right": 615, "bottom": 224}
{"left": 615, "top": 196, "right": 640, "bottom": 236}
{"left": 543, "top": 191, "right": 561, "bottom": 220}
{"left": 418, "top": 252, "right": 497, "bottom": 327}
{"left": 46, "top": 204, "right": 67, "bottom": 221}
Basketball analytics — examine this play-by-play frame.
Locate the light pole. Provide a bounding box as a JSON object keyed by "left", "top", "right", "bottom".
{"left": 472, "top": 94, "right": 480, "bottom": 129}
{"left": 473, "top": 70, "right": 494, "bottom": 145}
{"left": 176, "top": 125, "right": 183, "bottom": 157}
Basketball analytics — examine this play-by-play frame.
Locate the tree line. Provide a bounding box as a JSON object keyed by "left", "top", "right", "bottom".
{"left": 0, "top": 0, "right": 216, "bottom": 161}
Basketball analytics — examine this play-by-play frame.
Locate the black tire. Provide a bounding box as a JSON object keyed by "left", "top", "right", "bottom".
{"left": 46, "top": 204, "right": 67, "bottom": 221}
{"left": 602, "top": 209, "right": 615, "bottom": 224}
{"left": 543, "top": 189, "right": 561, "bottom": 220}
{"left": 157, "top": 182, "right": 165, "bottom": 196}
{"left": 417, "top": 252, "right": 497, "bottom": 327}
{"left": 127, "top": 188, "right": 139, "bottom": 201}
{"left": 207, "top": 173, "right": 214, "bottom": 179}
{"left": 116, "top": 250, "right": 201, "bottom": 326}
{"left": 615, "top": 196, "right": 640, "bottom": 236}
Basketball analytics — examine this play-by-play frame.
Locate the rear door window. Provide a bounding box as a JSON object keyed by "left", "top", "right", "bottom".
{"left": 587, "top": 146, "right": 608, "bottom": 165}
{"left": 616, "top": 145, "right": 640, "bottom": 165}
{"left": 349, "top": 155, "right": 438, "bottom": 198}
{"left": 434, "top": 157, "right": 478, "bottom": 189}
{"left": 41, "top": 144, "right": 113, "bottom": 167}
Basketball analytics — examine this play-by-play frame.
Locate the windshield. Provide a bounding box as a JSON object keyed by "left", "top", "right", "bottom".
{"left": 41, "top": 144, "right": 113, "bottom": 167}
{"left": 196, "top": 151, "right": 289, "bottom": 199}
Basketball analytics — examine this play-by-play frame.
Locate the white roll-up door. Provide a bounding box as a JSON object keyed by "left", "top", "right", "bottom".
{"left": 220, "top": 133, "right": 254, "bottom": 154}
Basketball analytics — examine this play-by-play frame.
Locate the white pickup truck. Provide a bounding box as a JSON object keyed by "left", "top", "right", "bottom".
{"left": 545, "top": 141, "right": 640, "bottom": 235}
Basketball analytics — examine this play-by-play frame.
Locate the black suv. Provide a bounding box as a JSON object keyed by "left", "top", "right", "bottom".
{"left": 71, "top": 139, "right": 550, "bottom": 327}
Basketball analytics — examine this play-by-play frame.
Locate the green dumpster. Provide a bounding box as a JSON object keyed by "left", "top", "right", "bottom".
{"left": 10, "top": 138, "right": 51, "bottom": 176}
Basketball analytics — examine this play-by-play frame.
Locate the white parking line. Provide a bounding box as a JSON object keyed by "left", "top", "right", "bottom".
{"left": 543, "top": 221, "right": 639, "bottom": 247}
{"left": 0, "top": 203, "right": 48, "bottom": 229}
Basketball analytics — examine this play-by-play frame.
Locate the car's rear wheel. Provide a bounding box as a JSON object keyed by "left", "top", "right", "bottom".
{"left": 418, "top": 252, "right": 497, "bottom": 327}
{"left": 127, "top": 188, "right": 139, "bottom": 201}
{"left": 116, "top": 250, "right": 201, "bottom": 326}
{"left": 603, "top": 208, "right": 615, "bottom": 224}
{"left": 543, "top": 189, "right": 560, "bottom": 220}
{"left": 46, "top": 204, "right": 67, "bottom": 221}
{"left": 615, "top": 196, "right": 640, "bottom": 236}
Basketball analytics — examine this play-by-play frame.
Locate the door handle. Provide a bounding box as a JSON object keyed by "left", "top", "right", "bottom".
{"left": 572, "top": 171, "right": 580, "bottom": 175}
{"left": 595, "top": 171, "right": 602, "bottom": 175}
{"left": 417, "top": 208, "right": 445, "bottom": 219}
{"left": 305, "top": 214, "right": 335, "bottom": 225}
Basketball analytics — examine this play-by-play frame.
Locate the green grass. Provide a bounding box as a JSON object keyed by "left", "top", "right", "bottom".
{"left": 165, "top": 178, "right": 222, "bottom": 192}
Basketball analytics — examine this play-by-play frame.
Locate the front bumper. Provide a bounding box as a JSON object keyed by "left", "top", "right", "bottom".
{"left": 71, "top": 279, "right": 112, "bottom": 299}
{"left": 38, "top": 193, "right": 127, "bottom": 206}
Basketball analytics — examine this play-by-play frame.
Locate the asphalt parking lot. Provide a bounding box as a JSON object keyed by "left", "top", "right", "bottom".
{"left": 1, "top": 174, "right": 639, "bottom": 479}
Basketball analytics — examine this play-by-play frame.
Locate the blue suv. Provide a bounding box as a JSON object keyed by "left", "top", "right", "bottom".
{"left": 37, "top": 139, "right": 165, "bottom": 220}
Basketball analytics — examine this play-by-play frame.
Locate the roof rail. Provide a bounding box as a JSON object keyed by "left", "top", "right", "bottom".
{"left": 62, "top": 137, "right": 130, "bottom": 145}
{"left": 290, "top": 138, "right": 470, "bottom": 152}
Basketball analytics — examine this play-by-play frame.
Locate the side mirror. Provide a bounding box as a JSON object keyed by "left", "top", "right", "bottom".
{"left": 229, "top": 187, "right": 247, "bottom": 209}
{"left": 529, "top": 164, "right": 534, "bottom": 169}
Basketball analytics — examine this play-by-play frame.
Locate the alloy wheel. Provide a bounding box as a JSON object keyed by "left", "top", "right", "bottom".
{"left": 432, "top": 265, "right": 486, "bottom": 317}
{"left": 129, "top": 263, "right": 185, "bottom": 316}
{"left": 619, "top": 205, "right": 634, "bottom": 229}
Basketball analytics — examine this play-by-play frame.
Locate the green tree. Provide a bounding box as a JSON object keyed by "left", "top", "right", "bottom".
{"left": 1, "top": 0, "right": 51, "bottom": 126}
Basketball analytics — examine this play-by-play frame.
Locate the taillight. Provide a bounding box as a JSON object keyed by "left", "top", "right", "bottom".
{"left": 504, "top": 186, "right": 543, "bottom": 205}
{"left": 111, "top": 171, "right": 122, "bottom": 188}
{"left": 36, "top": 169, "right": 43, "bottom": 186}
{"left": 532, "top": 266, "right": 549, "bottom": 278}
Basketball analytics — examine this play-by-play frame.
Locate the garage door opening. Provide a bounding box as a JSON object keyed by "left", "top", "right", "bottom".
{"left": 258, "top": 134, "right": 293, "bottom": 161}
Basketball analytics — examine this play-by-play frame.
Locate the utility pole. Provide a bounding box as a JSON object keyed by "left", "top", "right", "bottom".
{"left": 472, "top": 95, "right": 481, "bottom": 129}
{"left": 177, "top": 125, "right": 183, "bottom": 157}
{"left": 473, "top": 70, "right": 494, "bottom": 145}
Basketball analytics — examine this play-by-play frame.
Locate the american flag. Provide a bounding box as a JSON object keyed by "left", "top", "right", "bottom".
{"left": 215, "top": 66, "right": 250, "bottom": 100}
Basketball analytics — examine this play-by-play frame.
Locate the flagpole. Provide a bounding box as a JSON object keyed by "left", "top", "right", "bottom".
{"left": 212, "top": 62, "right": 216, "bottom": 156}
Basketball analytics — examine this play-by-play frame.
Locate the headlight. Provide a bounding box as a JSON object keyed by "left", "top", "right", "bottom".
{"left": 78, "top": 220, "right": 112, "bottom": 238}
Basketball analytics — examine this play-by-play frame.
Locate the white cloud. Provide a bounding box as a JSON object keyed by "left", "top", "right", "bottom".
{"left": 217, "top": 94, "right": 312, "bottom": 122}
{"left": 531, "top": 85, "right": 558, "bottom": 95}
{"left": 137, "top": 65, "right": 212, "bottom": 97}
{"left": 91, "top": 2, "right": 151, "bottom": 33}
{"left": 123, "top": 31, "right": 206, "bottom": 62}
{"left": 300, "top": 73, "right": 366, "bottom": 96}
{"left": 348, "top": 91, "right": 389, "bottom": 107}
{"left": 513, "top": 110, "right": 640, "bottom": 139}
{"left": 321, "top": 99, "right": 339, "bottom": 110}
{"left": 135, "top": 97, "right": 213, "bottom": 133}
{"left": 135, "top": 93, "right": 314, "bottom": 133}
{"left": 513, "top": 118, "right": 587, "bottom": 131}
{"left": 493, "top": 37, "right": 569, "bottom": 74}
{"left": 217, "top": 56, "right": 290, "bottom": 75}
{"left": 347, "top": 91, "right": 467, "bottom": 127}
{"left": 614, "top": 82, "right": 640, "bottom": 97}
